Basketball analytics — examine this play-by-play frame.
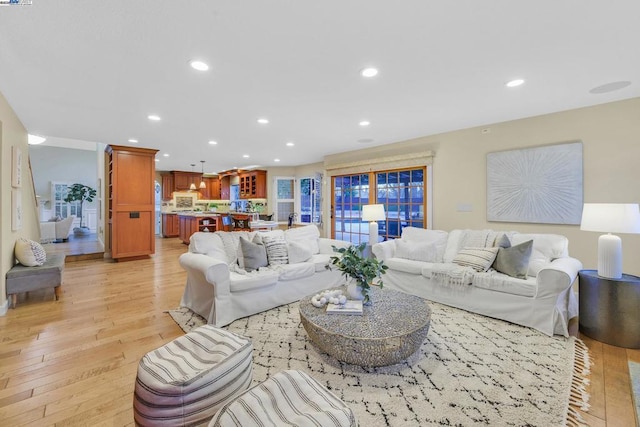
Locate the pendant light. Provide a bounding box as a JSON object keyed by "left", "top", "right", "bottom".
{"left": 199, "top": 160, "right": 206, "bottom": 189}
{"left": 189, "top": 164, "right": 197, "bottom": 190}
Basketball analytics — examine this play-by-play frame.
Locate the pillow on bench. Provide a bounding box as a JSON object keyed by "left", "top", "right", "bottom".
{"left": 15, "top": 238, "right": 47, "bottom": 267}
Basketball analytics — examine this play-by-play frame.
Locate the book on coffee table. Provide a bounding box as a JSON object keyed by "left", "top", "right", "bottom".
{"left": 326, "top": 300, "right": 363, "bottom": 315}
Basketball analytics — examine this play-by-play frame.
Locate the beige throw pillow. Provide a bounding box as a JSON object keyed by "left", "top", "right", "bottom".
{"left": 452, "top": 246, "right": 499, "bottom": 272}
{"left": 15, "top": 238, "right": 47, "bottom": 266}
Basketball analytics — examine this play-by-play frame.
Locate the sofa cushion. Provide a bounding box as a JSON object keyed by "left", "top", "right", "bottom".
{"left": 494, "top": 234, "right": 511, "bottom": 248}
{"left": 395, "top": 239, "right": 438, "bottom": 262}
{"left": 190, "top": 232, "right": 224, "bottom": 255}
{"left": 443, "top": 229, "right": 465, "bottom": 263}
{"left": 472, "top": 271, "right": 537, "bottom": 297}
{"left": 452, "top": 247, "right": 499, "bottom": 272}
{"left": 239, "top": 236, "right": 268, "bottom": 272}
{"left": 15, "top": 238, "right": 47, "bottom": 267}
{"left": 493, "top": 240, "right": 533, "bottom": 279}
{"left": 385, "top": 257, "right": 435, "bottom": 275}
{"left": 285, "top": 225, "right": 320, "bottom": 254}
{"left": 229, "top": 270, "right": 279, "bottom": 292}
{"left": 308, "top": 253, "right": 332, "bottom": 272}
{"left": 262, "top": 233, "right": 289, "bottom": 265}
{"left": 510, "top": 233, "right": 568, "bottom": 277}
{"left": 288, "top": 240, "right": 314, "bottom": 264}
{"left": 273, "top": 262, "right": 315, "bottom": 281}
{"left": 400, "top": 227, "right": 448, "bottom": 262}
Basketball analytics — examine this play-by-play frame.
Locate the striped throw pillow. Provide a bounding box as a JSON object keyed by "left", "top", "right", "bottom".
{"left": 262, "top": 234, "right": 289, "bottom": 265}
{"left": 452, "top": 246, "right": 499, "bottom": 272}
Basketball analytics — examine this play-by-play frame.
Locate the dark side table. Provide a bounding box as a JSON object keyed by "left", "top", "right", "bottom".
{"left": 578, "top": 269, "right": 640, "bottom": 348}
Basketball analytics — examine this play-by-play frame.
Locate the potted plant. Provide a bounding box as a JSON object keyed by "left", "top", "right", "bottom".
{"left": 64, "top": 183, "right": 97, "bottom": 235}
{"left": 326, "top": 242, "right": 388, "bottom": 304}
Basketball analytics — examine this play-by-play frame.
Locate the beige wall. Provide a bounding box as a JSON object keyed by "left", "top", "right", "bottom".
{"left": 323, "top": 97, "right": 640, "bottom": 275}
{"left": 1, "top": 92, "right": 40, "bottom": 312}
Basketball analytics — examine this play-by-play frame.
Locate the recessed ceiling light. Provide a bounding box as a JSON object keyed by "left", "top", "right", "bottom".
{"left": 128, "top": 139, "right": 138, "bottom": 143}
{"left": 589, "top": 81, "right": 632, "bottom": 94}
{"left": 361, "top": 67, "right": 379, "bottom": 78}
{"left": 242, "top": 154, "right": 250, "bottom": 158}
{"left": 506, "top": 79, "right": 525, "bottom": 88}
{"left": 28, "top": 134, "right": 46, "bottom": 145}
{"left": 163, "top": 153, "right": 169, "bottom": 157}
{"left": 155, "top": 158, "right": 160, "bottom": 162}
{"left": 286, "top": 142, "right": 295, "bottom": 147}
{"left": 208, "top": 140, "right": 218, "bottom": 145}
{"left": 274, "top": 158, "right": 280, "bottom": 162}
{"left": 359, "top": 120, "right": 370, "bottom": 127}
{"left": 257, "top": 118, "right": 269, "bottom": 124}
{"left": 148, "top": 114, "right": 161, "bottom": 121}
{"left": 189, "top": 60, "right": 209, "bottom": 71}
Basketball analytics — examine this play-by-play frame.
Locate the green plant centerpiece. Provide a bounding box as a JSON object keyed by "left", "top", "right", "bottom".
{"left": 64, "top": 183, "right": 97, "bottom": 233}
{"left": 326, "top": 242, "right": 389, "bottom": 304}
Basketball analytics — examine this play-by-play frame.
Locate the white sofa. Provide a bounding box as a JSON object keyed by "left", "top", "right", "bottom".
{"left": 179, "top": 225, "right": 350, "bottom": 327}
{"left": 372, "top": 228, "right": 583, "bottom": 337}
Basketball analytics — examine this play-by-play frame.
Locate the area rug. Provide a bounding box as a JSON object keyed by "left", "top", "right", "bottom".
{"left": 630, "top": 361, "right": 640, "bottom": 425}
{"left": 168, "top": 302, "right": 590, "bottom": 426}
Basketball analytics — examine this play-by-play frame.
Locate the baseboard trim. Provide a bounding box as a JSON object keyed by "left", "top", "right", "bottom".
{"left": 0, "top": 299, "right": 8, "bottom": 316}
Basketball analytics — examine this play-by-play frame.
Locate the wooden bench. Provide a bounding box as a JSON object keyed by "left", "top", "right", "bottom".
{"left": 6, "top": 253, "right": 65, "bottom": 308}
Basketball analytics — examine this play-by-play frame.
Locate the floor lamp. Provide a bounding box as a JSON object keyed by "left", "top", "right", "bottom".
{"left": 362, "top": 204, "right": 385, "bottom": 244}
{"left": 580, "top": 203, "right": 640, "bottom": 279}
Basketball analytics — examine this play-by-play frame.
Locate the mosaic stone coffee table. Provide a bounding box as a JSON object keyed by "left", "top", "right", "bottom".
{"left": 299, "top": 286, "right": 431, "bottom": 367}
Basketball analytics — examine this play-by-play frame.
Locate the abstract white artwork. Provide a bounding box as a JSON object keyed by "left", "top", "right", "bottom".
{"left": 487, "top": 141, "right": 583, "bottom": 224}
{"left": 12, "top": 189, "right": 23, "bottom": 231}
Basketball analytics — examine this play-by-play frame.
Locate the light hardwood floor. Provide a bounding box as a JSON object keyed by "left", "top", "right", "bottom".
{"left": 1, "top": 237, "right": 638, "bottom": 426}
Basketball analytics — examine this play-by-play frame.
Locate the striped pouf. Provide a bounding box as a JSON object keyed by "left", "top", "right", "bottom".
{"left": 208, "top": 370, "right": 357, "bottom": 427}
{"left": 134, "top": 325, "right": 253, "bottom": 426}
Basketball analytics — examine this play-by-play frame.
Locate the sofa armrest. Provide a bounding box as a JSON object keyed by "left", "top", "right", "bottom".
{"left": 319, "top": 238, "right": 351, "bottom": 254}
{"left": 179, "top": 253, "right": 231, "bottom": 297}
{"left": 535, "top": 256, "right": 583, "bottom": 298}
{"left": 372, "top": 240, "right": 395, "bottom": 261}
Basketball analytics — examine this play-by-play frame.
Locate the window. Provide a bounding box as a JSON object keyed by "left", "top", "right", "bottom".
{"left": 51, "top": 181, "right": 80, "bottom": 221}
{"left": 299, "top": 174, "right": 322, "bottom": 224}
{"left": 331, "top": 167, "right": 426, "bottom": 243}
{"left": 274, "top": 177, "right": 295, "bottom": 223}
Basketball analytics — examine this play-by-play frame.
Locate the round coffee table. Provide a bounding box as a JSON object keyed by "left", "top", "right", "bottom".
{"left": 299, "top": 286, "right": 431, "bottom": 367}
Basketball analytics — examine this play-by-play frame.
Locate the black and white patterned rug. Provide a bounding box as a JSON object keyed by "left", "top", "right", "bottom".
{"left": 168, "top": 302, "right": 588, "bottom": 426}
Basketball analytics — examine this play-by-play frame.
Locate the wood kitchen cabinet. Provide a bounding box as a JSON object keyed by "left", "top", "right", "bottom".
{"left": 220, "top": 176, "right": 230, "bottom": 200}
{"left": 173, "top": 171, "right": 202, "bottom": 191}
{"left": 161, "top": 173, "right": 174, "bottom": 201}
{"left": 106, "top": 144, "right": 159, "bottom": 260}
{"left": 162, "top": 213, "right": 179, "bottom": 237}
{"left": 178, "top": 215, "right": 219, "bottom": 244}
{"left": 199, "top": 177, "right": 221, "bottom": 200}
{"left": 239, "top": 170, "right": 267, "bottom": 199}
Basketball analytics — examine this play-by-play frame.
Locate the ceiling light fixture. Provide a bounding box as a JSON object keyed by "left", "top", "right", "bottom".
{"left": 257, "top": 118, "right": 269, "bottom": 124}
{"left": 286, "top": 142, "right": 295, "bottom": 147}
{"left": 189, "top": 164, "right": 197, "bottom": 190}
{"left": 27, "top": 134, "right": 46, "bottom": 145}
{"left": 361, "top": 67, "right": 379, "bottom": 78}
{"left": 148, "top": 114, "right": 161, "bottom": 121}
{"left": 243, "top": 154, "right": 250, "bottom": 158}
{"left": 506, "top": 79, "right": 525, "bottom": 88}
{"left": 359, "top": 120, "right": 370, "bottom": 127}
{"left": 199, "top": 160, "right": 206, "bottom": 189}
{"left": 208, "top": 140, "right": 218, "bottom": 145}
{"left": 189, "top": 60, "right": 209, "bottom": 71}
{"left": 155, "top": 159, "right": 159, "bottom": 162}
{"left": 274, "top": 158, "right": 280, "bottom": 162}
{"left": 128, "top": 139, "right": 138, "bottom": 143}
{"left": 163, "top": 153, "right": 170, "bottom": 157}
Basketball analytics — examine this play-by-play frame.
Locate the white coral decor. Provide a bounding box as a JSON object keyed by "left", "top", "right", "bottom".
{"left": 310, "top": 289, "right": 346, "bottom": 307}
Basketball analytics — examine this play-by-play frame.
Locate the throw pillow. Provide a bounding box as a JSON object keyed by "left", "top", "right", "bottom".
{"left": 452, "top": 246, "right": 499, "bottom": 272}
{"left": 15, "top": 238, "right": 47, "bottom": 266}
{"left": 239, "top": 236, "right": 268, "bottom": 271}
{"left": 494, "top": 234, "right": 511, "bottom": 249}
{"left": 262, "top": 234, "right": 289, "bottom": 265}
{"left": 287, "top": 240, "right": 314, "bottom": 264}
{"left": 493, "top": 240, "right": 533, "bottom": 279}
{"left": 395, "top": 239, "right": 438, "bottom": 262}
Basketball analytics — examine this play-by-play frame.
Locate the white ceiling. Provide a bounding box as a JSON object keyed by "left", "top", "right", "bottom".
{"left": 1, "top": 1, "right": 638, "bottom": 173}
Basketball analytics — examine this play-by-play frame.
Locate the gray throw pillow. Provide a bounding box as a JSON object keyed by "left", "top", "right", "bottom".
{"left": 239, "top": 236, "right": 268, "bottom": 271}
{"left": 494, "top": 240, "right": 533, "bottom": 279}
{"left": 495, "top": 234, "right": 511, "bottom": 248}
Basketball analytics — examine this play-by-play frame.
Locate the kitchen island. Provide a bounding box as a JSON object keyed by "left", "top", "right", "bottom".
{"left": 176, "top": 212, "right": 222, "bottom": 244}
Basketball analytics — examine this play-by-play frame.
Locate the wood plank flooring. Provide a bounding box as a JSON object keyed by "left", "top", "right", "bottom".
{"left": 1, "top": 236, "right": 638, "bottom": 426}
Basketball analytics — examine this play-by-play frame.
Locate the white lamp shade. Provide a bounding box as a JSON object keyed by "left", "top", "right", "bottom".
{"left": 362, "top": 204, "right": 386, "bottom": 221}
{"left": 580, "top": 203, "right": 640, "bottom": 234}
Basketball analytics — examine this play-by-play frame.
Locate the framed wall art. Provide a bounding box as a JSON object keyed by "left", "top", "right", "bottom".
{"left": 12, "top": 145, "right": 22, "bottom": 187}
{"left": 12, "top": 189, "right": 23, "bottom": 231}
{"left": 487, "top": 141, "right": 583, "bottom": 224}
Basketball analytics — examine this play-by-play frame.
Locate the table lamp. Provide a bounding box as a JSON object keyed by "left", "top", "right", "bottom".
{"left": 580, "top": 203, "right": 640, "bottom": 279}
{"left": 362, "top": 204, "right": 385, "bottom": 244}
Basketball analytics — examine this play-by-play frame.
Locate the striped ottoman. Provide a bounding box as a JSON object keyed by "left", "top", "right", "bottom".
{"left": 208, "top": 370, "right": 357, "bottom": 427}
{"left": 134, "top": 325, "right": 253, "bottom": 426}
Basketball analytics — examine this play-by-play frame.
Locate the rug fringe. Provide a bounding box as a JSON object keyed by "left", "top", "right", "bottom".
{"left": 566, "top": 337, "right": 592, "bottom": 426}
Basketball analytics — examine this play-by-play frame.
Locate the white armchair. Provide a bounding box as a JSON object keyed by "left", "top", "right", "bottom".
{"left": 54, "top": 215, "right": 75, "bottom": 241}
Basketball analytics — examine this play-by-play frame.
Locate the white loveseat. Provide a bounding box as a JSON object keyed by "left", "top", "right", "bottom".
{"left": 179, "top": 225, "right": 350, "bottom": 327}
{"left": 372, "top": 228, "right": 583, "bottom": 336}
